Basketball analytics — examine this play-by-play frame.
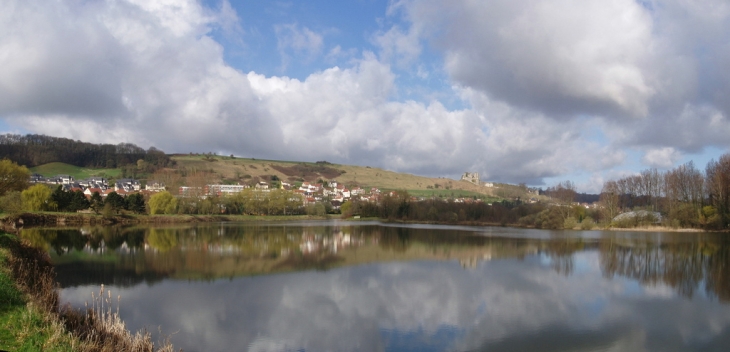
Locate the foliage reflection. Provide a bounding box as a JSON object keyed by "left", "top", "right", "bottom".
{"left": 20, "top": 225, "right": 730, "bottom": 302}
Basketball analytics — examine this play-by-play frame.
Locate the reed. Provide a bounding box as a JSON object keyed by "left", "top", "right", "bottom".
{"left": 60, "top": 285, "right": 175, "bottom": 352}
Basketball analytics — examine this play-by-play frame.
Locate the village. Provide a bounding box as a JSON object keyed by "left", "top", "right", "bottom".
{"left": 28, "top": 171, "right": 498, "bottom": 211}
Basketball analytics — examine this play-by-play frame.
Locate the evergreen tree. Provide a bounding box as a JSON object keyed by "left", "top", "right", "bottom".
{"left": 105, "top": 192, "right": 125, "bottom": 214}
{"left": 90, "top": 192, "right": 104, "bottom": 214}
{"left": 126, "top": 193, "right": 146, "bottom": 214}
{"left": 68, "top": 190, "right": 90, "bottom": 212}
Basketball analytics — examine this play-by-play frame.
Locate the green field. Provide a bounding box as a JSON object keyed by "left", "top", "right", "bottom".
{"left": 30, "top": 162, "right": 122, "bottom": 179}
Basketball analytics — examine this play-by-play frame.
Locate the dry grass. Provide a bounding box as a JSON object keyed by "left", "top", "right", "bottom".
{"left": 170, "top": 154, "right": 505, "bottom": 196}
{"left": 61, "top": 285, "right": 176, "bottom": 352}
{"left": 1, "top": 233, "right": 177, "bottom": 351}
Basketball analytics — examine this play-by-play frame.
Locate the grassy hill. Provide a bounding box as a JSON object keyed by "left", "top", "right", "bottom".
{"left": 28, "top": 155, "right": 540, "bottom": 202}
{"left": 169, "top": 154, "right": 534, "bottom": 201}
{"left": 30, "top": 162, "right": 122, "bottom": 179}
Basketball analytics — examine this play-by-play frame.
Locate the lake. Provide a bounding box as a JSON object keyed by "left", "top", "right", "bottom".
{"left": 22, "top": 221, "right": 730, "bottom": 352}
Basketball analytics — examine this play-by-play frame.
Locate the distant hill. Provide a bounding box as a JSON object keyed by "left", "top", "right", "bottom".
{"left": 0, "top": 133, "right": 172, "bottom": 169}
{"left": 575, "top": 193, "right": 600, "bottom": 204}
{"left": 3, "top": 133, "right": 540, "bottom": 201}
{"left": 168, "top": 154, "right": 533, "bottom": 201}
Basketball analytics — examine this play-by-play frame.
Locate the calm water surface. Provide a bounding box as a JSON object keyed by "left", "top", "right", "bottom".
{"left": 23, "top": 221, "right": 730, "bottom": 352}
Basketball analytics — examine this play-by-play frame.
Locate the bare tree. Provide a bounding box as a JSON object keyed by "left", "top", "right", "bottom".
{"left": 546, "top": 180, "right": 577, "bottom": 220}
{"left": 706, "top": 154, "right": 730, "bottom": 227}
{"left": 600, "top": 180, "right": 620, "bottom": 221}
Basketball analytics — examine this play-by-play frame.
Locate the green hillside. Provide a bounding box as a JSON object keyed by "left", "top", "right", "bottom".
{"left": 30, "top": 162, "right": 122, "bottom": 179}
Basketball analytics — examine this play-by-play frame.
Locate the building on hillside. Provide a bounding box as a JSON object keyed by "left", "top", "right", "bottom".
{"left": 49, "top": 175, "right": 75, "bottom": 185}
{"left": 206, "top": 184, "right": 248, "bottom": 196}
{"left": 145, "top": 181, "right": 166, "bottom": 192}
{"left": 461, "top": 172, "right": 480, "bottom": 185}
{"left": 179, "top": 186, "right": 204, "bottom": 197}
{"left": 115, "top": 179, "right": 141, "bottom": 192}
{"left": 79, "top": 177, "right": 108, "bottom": 189}
{"left": 84, "top": 187, "right": 104, "bottom": 198}
{"left": 29, "top": 173, "right": 45, "bottom": 183}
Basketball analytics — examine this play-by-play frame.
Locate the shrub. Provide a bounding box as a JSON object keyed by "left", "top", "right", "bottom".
{"left": 148, "top": 191, "right": 178, "bottom": 215}
{"left": 535, "top": 207, "right": 563, "bottom": 230}
{"left": 21, "top": 184, "right": 53, "bottom": 211}
{"left": 517, "top": 214, "right": 537, "bottom": 227}
{"left": 0, "top": 190, "right": 23, "bottom": 213}
{"left": 580, "top": 217, "right": 595, "bottom": 230}
{"left": 563, "top": 216, "right": 578, "bottom": 229}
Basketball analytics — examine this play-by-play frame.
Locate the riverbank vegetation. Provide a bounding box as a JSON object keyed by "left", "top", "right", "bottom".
{"left": 0, "top": 233, "right": 77, "bottom": 351}
{"left": 0, "top": 232, "right": 176, "bottom": 351}
{"left": 5, "top": 133, "right": 730, "bottom": 231}
{"left": 599, "top": 154, "right": 730, "bottom": 230}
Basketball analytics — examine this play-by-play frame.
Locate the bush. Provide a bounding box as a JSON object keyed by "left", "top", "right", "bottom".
{"left": 517, "top": 214, "right": 537, "bottom": 227}
{"left": 669, "top": 203, "right": 699, "bottom": 228}
{"left": 0, "top": 190, "right": 22, "bottom": 213}
{"left": 535, "top": 207, "right": 563, "bottom": 230}
{"left": 580, "top": 217, "right": 595, "bottom": 230}
{"left": 21, "top": 184, "right": 53, "bottom": 211}
{"left": 563, "top": 216, "right": 578, "bottom": 230}
{"left": 148, "top": 191, "right": 178, "bottom": 215}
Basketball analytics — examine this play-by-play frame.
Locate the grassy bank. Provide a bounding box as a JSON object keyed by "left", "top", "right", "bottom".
{"left": 0, "top": 232, "right": 78, "bottom": 351}
{"left": 0, "top": 232, "right": 176, "bottom": 351}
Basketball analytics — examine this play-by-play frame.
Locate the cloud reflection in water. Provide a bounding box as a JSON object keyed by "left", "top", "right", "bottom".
{"left": 60, "top": 250, "right": 730, "bottom": 352}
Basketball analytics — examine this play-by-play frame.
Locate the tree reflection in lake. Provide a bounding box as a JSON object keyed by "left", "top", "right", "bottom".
{"left": 20, "top": 224, "right": 730, "bottom": 303}
{"left": 600, "top": 234, "right": 730, "bottom": 302}
{"left": 19, "top": 223, "right": 730, "bottom": 351}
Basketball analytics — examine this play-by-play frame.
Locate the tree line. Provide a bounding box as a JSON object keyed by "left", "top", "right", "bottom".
{"left": 342, "top": 190, "right": 558, "bottom": 226}
{"left": 600, "top": 153, "right": 730, "bottom": 229}
{"left": 1, "top": 183, "right": 146, "bottom": 215}
{"left": 0, "top": 133, "right": 173, "bottom": 169}
{"left": 146, "top": 189, "right": 315, "bottom": 216}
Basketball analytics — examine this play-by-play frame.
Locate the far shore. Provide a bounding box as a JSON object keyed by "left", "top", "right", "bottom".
{"left": 0, "top": 212, "right": 336, "bottom": 233}
{"left": 1, "top": 211, "right": 724, "bottom": 234}
{"left": 602, "top": 225, "right": 707, "bottom": 233}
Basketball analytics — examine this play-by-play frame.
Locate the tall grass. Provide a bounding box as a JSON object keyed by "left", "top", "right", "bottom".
{"left": 1, "top": 233, "right": 176, "bottom": 351}
{"left": 61, "top": 285, "right": 175, "bottom": 352}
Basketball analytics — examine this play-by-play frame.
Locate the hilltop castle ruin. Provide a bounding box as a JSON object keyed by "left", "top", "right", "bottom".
{"left": 461, "top": 172, "right": 480, "bottom": 185}
{"left": 461, "top": 172, "right": 494, "bottom": 187}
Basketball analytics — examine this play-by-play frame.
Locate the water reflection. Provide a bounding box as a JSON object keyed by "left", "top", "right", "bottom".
{"left": 25, "top": 224, "right": 730, "bottom": 303}
{"left": 600, "top": 239, "right": 730, "bottom": 301}
{"left": 20, "top": 223, "right": 730, "bottom": 351}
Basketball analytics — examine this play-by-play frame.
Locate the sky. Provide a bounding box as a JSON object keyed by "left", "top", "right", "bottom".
{"left": 2, "top": 0, "right": 730, "bottom": 193}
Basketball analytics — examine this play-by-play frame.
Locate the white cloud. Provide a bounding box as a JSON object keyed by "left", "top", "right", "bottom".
{"left": 3, "top": 0, "right": 730, "bottom": 189}
{"left": 274, "top": 23, "right": 325, "bottom": 71}
{"left": 392, "top": 0, "right": 658, "bottom": 118}
{"left": 372, "top": 25, "right": 422, "bottom": 67}
{"left": 376, "top": 0, "right": 730, "bottom": 183}
{"left": 642, "top": 147, "right": 682, "bottom": 168}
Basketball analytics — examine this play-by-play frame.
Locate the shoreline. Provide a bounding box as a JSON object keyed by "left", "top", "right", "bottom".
{"left": 1, "top": 212, "right": 723, "bottom": 234}
{"left": 0, "top": 212, "right": 334, "bottom": 233}
{"left": 0, "top": 232, "right": 176, "bottom": 351}
{"left": 0, "top": 213, "right": 721, "bottom": 349}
